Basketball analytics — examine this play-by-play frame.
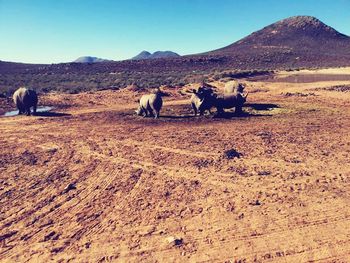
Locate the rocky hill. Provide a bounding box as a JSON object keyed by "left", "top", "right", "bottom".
{"left": 74, "top": 56, "right": 112, "bottom": 63}
{"left": 131, "top": 51, "right": 180, "bottom": 60}
{"left": 204, "top": 16, "right": 350, "bottom": 66}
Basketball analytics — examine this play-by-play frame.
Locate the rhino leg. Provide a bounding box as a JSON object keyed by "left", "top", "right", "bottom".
{"left": 33, "top": 105, "right": 37, "bottom": 115}
{"left": 191, "top": 103, "right": 197, "bottom": 116}
{"left": 17, "top": 103, "right": 24, "bottom": 115}
{"left": 148, "top": 109, "right": 154, "bottom": 118}
{"left": 235, "top": 106, "right": 243, "bottom": 115}
{"left": 25, "top": 107, "right": 31, "bottom": 116}
{"left": 216, "top": 107, "right": 225, "bottom": 115}
{"left": 154, "top": 111, "right": 160, "bottom": 119}
{"left": 142, "top": 107, "right": 148, "bottom": 117}
{"left": 136, "top": 106, "right": 143, "bottom": 116}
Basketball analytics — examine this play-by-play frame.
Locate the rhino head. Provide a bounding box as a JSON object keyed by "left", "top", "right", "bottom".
{"left": 237, "top": 92, "right": 248, "bottom": 105}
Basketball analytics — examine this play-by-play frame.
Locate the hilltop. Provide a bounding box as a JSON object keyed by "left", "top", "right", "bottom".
{"left": 205, "top": 16, "right": 350, "bottom": 66}
{"left": 73, "top": 56, "right": 112, "bottom": 63}
{"left": 131, "top": 51, "right": 180, "bottom": 60}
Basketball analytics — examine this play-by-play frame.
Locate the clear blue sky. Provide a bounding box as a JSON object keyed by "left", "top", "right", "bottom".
{"left": 0, "top": 0, "right": 349, "bottom": 64}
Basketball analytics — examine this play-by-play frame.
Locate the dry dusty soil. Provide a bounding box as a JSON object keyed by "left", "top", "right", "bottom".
{"left": 1, "top": 69, "right": 350, "bottom": 262}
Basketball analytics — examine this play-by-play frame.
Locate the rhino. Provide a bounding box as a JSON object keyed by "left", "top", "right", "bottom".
{"left": 214, "top": 92, "right": 248, "bottom": 115}
{"left": 13, "top": 87, "right": 38, "bottom": 116}
{"left": 224, "top": 81, "right": 245, "bottom": 94}
{"left": 190, "top": 86, "right": 216, "bottom": 116}
{"left": 136, "top": 88, "right": 164, "bottom": 118}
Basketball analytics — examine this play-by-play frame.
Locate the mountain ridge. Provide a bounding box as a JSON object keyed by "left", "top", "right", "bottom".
{"left": 131, "top": 51, "right": 180, "bottom": 60}
{"left": 206, "top": 15, "right": 350, "bottom": 55}
{"left": 74, "top": 56, "right": 112, "bottom": 63}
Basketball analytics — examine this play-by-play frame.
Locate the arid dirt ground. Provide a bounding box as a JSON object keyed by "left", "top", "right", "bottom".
{"left": 1, "top": 68, "right": 350, "bottom": 262}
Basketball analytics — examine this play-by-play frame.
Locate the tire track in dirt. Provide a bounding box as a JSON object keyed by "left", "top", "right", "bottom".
{"left": 54, "top": 136, "right": 350, "bottom": 261}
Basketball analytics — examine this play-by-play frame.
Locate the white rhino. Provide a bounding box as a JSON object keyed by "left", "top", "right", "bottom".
{"left": 136, "top": 88, "right": 163, "bottom": 118}
{"left": 214, "top": 92, "right": 248, "bottom": 115}
{"left": 13, "top": 87, "right": 38, "bottom": 116}
{"left": 190, "top": 86, "right": 216, "bottom": 116}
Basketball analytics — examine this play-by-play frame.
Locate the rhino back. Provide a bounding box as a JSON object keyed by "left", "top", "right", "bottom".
{"left": 13, "top": 87, "right": 28, "bottom": 105}
{"left": 139, "top": 94, "right": 151, "bottom": 108}
{"left": 224, "top": 81, "right": 239, "bottom": 93}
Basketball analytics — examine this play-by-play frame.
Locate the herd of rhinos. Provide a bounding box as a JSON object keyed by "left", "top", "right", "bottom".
{"left": 11, "top": 81, "right": 248, "bottom": 118}
{"left": 136, "top": 81, "right": 248, "bottom": 118}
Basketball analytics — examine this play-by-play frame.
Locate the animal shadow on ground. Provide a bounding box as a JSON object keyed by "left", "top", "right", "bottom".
{"left": 213, "top": 103, "right": 279, "bottom": 119}
{"left": 129, "top": 103, "right": 280, "bottom": 120}
{"left": 213, "top": 111, "right": 253, "bottom": 119}
{"left": 160, "top": 115, "right": 193, "bottom": 119}
{"left": 34, "top": 111, "right": 71, "bottom": 117}
{"left": 245, "top": 103, "right": 279, "bottom": 111}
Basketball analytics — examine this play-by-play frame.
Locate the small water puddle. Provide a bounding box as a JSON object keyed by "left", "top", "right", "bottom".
{"left": 4, "top": 106, "right": 53, "bottom": 117}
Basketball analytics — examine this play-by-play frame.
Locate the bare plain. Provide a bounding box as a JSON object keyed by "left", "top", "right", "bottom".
{"left": 0, "top": 68, "right": 350, "bottom": 262}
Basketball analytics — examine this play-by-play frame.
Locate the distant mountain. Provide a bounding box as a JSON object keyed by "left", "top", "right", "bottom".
{"left": 205, "top": 16, "right": 350, "bottom": 61}
{"left": 74, "top": 56, "right": 112, "bottom": 63}
{"left": 132, "top": 51, "right": 152, "bottom": 60}
{"left": 131, "top": 51, "right": 180, "bottom": 60}
{"left": 1, "top": 15, "right": 350, "bottom": 76}
{"left": 150, "top": 51, "right": 180, "bottom": 59}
